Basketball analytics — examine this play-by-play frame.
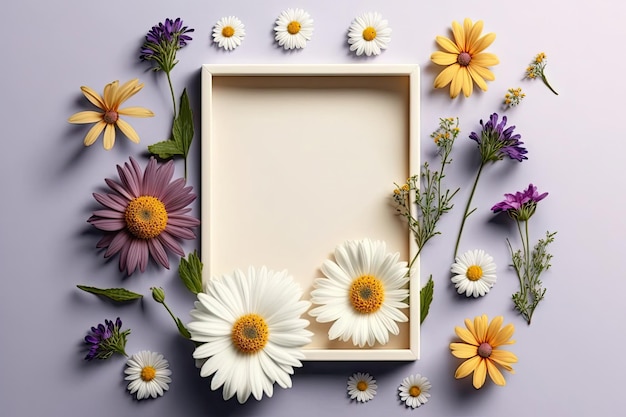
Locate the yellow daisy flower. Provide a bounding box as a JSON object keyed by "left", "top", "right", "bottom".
{"left": 450, "top": 314, "right": 518, "bottom": 389}
{"left": 68, "top": 79, "right": 154, "bottom": 150}
{"left": 430, "top": 18, "right": 499, "bottom": 98}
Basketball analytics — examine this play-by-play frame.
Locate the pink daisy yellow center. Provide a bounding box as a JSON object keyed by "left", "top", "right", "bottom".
{"left": 124, "top": 196, "right": 168, "bottom": 239}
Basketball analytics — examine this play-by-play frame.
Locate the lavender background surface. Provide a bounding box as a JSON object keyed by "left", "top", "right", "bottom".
{"left": 2, "top": 0, "right": 623, "bottom": 416}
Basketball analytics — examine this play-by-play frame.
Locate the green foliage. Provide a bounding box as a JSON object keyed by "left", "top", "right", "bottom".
{"left": 178, "top": 250, "right": 203, "bottom": 294}
{"left": 420, "top": 276, "right": 434, "bottom": 324}
{"left": 77, "top": 285, "right": 143, "bottom": 302}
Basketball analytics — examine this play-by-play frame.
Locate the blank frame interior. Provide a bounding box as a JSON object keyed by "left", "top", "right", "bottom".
{"left": 201, "top": 64, "right": 420, "bottom": 361}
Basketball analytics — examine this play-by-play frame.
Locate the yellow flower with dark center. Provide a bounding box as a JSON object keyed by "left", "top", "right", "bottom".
{"left": 450, "top": 315, "right": 518, "bottom": 389}
{"left": 68, "top": 79, "right": 153, "bottom": 150}
{"left": 430, "top": 18, "right": 499, "bottom": 98}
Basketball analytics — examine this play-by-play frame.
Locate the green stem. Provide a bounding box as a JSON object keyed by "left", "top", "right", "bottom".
{"left": 453, "top": 162, "right": 484, "bottom": 259}
{"left": 166, "top": 71, "right": 177, "bottom": 115}
{"left": 540, "top": 72, "right": 558, "bottom": 95}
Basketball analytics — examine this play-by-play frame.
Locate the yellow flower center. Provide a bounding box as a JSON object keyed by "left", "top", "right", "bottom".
{"left": 350, "top": 275, "right": 384, "bottom": 314}
{"left": 466, "top": 265, "right": 483, "bottom": 281}
{"left": 140, "top": 366, "right": 156, "bottom": 382}
{"left": 103, "top": 110, "right": 118, "bottom": 124}
{"left": 231, "top": 314, "right": 269, "bottom": 354}
{"left": 409, "top": 385, "right": 421, "bottom": 397}
{"left": 124, "top": 196, "right": 168, "bottom": 239}
{"left": 221, "top": 26, "right": 235, "bottom": 38}
{"left": 362, "top": 27, "right": 377, "bottom": 41}
{"left": 356, "top": 381, "right": 368, "bottom": 391}
{"left": 287, "top": 21, "right": 301, "bottom": 34}
{"left": 478, "top": 342, "right": 493, "bottom": 358}
{"left": 457, "top": 51, "right": 471, "bottom": 66}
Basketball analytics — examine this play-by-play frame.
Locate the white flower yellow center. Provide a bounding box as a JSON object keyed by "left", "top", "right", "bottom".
{"left": 231, "top": 313, "right": 269, "bottom": 354}
{"left": 362, "top": 27, "right": 377, "bottom": 41}
{"left": 356, "top": 381, "right": 368, "bottom": 391}
{"left": 140, "top": 365, "right": 156, "bottom": 382}
{"left": 409, "top": 385, "right": 421, "bottom": 397}
{"left": 466, "top": 265, "right": 483, "bottom": 281}
{"left": 221, "top": 26, "right": 235, "bottom": 38}
{"left": 287, "top": 21, "right": 301, "bottom": 34}
{"left": 350, "top": 275, "right": 384, "bottom": 314}
{"left": 124, "top": 196, "right": 168, "bottom": 239}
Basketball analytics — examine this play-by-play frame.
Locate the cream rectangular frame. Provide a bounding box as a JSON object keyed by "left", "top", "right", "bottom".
{"left": 201, "top": 64, "right": 420, "bottom": 361}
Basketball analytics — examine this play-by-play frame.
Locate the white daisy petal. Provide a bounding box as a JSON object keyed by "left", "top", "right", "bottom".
{"left": 399, "top": 373, "right": 431, "bottom": 408}
{"left": 124, "top": 351, "right": 171, "bottom": 400}
{"left": 189, "top": 266, "right": 311, "bottom": 403}
{"left": 450, "top": 249, "right": 498, "bottom": 297}
{"left": 347, "top": 372, "right": 377, "bottom": 402}
{"left": 347, "top": 12, "right": 391, "bottom": 56}
{"left": 212, "top": 16, "right": 245, "bottom": 51}
{"left": 274, "top": 8, "right": 314, "bottom": 50}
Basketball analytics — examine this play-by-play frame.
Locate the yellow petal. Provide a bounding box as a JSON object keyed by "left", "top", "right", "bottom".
{"left": 450, "top": 343, "right": 477, "bottom": 358}
{"left": 103, "top": 123, "right": 116, "bottom": 150}
{"left": 474, "top": 315, "right": 488, "bottom": 342}
{"left": 115, "top": 79, "right": 143, "bottom": 106}
{"left": 490, "top": 349, "right": 518, "bottom": 366}
{"left": 450, "top": 67, "right": 465, "bottom": 98}
{"left": 118, "top": 106, "right": 154, "bottom": 118}
{"left": 435, "top": 35, "right": 460, "bottom": 54}
{"left": 431, "top": 51, "right": 458, "bottom": 66}
{"left": 116, "top": 119, "right": 140, "bottom": 144}
{"left": 485, "top": 316, "right": 504, "bottom": 344}
{"left": 491, "top": 323, "right": 515, "bottom": 347}
{"left": 80, "top": 86, "right": 105, "bottom": 110}
{"left": 83, "top": 121, "right": 106, "bottom": 146}
{"left": 68, "top": 111, "right": 103, "bottom": 124}
{"left": 434, "top": 63, "right": 460, "bottom": 89}
{"left": 454, "top": 325, "right": 478, "bottom": 345}
{"left": 472, "top": 359, "right": 487, "bottom": 389}
{"left": 468, "top": 64, "right": 496, "bottom": 83}
{"left": 455, "top": 355, "right": 480, "bottom": 379}
{"left": 451, "top": 20, "right": 465, "bottom": 51}
{"left": 462, "top": 18, "right": 473, "bottom": 51}
{"left": 469, "top": 32, "right": 496, "bottom": 55}
{"left": 467, "top": 66, "right": 488, "bottom": 91}
{"left": 103, "top": 81, "right": 119, "bottom": 109}
{"left": 486, "top": 359, "right": 506, "bottom": 386}
{"left": 471, "top": 52, "right": 499, "bottom": 67}
{"left": 460, "top": 68, "right": 473, "bottom": 97}
{"left": 466, "top": 20, "right": 483, "bottom": 51}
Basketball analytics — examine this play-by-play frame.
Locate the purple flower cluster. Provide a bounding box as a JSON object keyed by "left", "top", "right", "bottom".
{"left": 84, "top": 317, "right": 130, "bottom": 360}
{"left": 140, "top": 18, "right": 194, "bottom": 73}
{"left": 469, "top": 113, "right": 527, "bottom": 163}
{"left": 492, "top": 183, "right": 548, "bottom": 221}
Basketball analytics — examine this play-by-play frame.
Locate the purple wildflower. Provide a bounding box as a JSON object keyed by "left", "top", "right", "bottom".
{"left": 492, "top": 183, "right": 548, "bottom": 221}
{"left": 88, "top": 157, "right": 200, "bottom": 275}
{"left": 140, "top": 17, "right": 194, "bottom": 72}
{"left": 469, "top": 113, "right": 527, "bottom": 163}
{"left": 84, "top": 317, "right": 130, "bottom": 360}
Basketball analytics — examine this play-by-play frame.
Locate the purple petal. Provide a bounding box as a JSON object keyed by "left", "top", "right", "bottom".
{"left": 148, "top": 238, "right": 170, "bottom": 269}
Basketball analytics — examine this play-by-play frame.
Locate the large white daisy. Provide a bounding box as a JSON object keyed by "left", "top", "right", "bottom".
{"left": 347, "top": 12, "right": 391, "bottom": 56}
{"left": 347, "top": 372, "right": 377, "bottom": 402}
{"left": 450, "top": 249, "right": 497, "bottom": 298}
{"left": 124, "top": 350, "right": 172, "bottom": 400}
{"left": 398, "top": 373, "right": 431, "bottom": 408}
{"left": 212, "top": 16, "right": 245, "bottom": 51}
{"left": 309, "top": 239, "right": 409, "bottom": 347}
{"left": 274, "top": 8, "right": 314, "bottom": 50}
{"left": 188, "top": 266, "right": 312, "bottom": 403}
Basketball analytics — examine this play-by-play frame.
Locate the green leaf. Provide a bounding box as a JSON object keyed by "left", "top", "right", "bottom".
{"left": 77, "top": 285, "right": 143, "bottom": 302}
{"left": 419, "top": 276, "right": 434, "bottom": 324}
{"left": 176, "top": 318, "right": 192, "bottom": 339}
{"left": 178, "top": 250, "right": 203, "bottom": 294}
{"left": 172, "top": 88, "right": 194, "bottom": 158}
{"left": 147, "top": 139, "right": 183, "bottom": 159}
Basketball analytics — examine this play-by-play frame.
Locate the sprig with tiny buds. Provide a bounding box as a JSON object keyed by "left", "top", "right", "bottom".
{"left": 525, "top": 52, "right": 558, "bottom": 95}
{"left": 504, "top": 87, "right": 525, "bottom": 109}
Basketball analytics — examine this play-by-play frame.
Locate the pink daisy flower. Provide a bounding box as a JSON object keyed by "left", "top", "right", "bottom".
{"left": 88, "top": 157, "right": 200, "bottom": 275}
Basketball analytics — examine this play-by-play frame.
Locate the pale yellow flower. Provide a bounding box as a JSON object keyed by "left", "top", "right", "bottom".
{"left": 68, "top": 79, "right": 154, "bottom": 150}
{"left": 450, "top": 314, "right": 518, "bottom": 389}
{"left": 430, "top": 18, "right": 499, "bottom": 98}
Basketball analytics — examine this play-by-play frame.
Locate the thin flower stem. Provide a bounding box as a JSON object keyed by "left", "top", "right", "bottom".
{"left": 453, "top": 162, "right": 484, "bottom": 259}
{"left": 166, "top": 71, "right": 177, "bottom": 115}
{"left": 540, "top": 72, "right": 558, "bottom": 95}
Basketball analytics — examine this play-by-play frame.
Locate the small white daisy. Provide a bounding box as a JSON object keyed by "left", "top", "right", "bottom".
{"left": 309, "top": 239, "right": 410, "bottom": 347}
{"left": 212, "top": 16, "right": 245, "bottom": 51}
{"left": 347, "top": 372, "right": 377, "bottom": 402}
{"left": 451, "top": 249, "right": 497, "bottom": 298}
{"left": 347, "top": 12, "right": 391, "bottom": 56}
{"left": 274, "top": 8, "right": 314, "bottom": 50}
{"left": 398, "top": 373, "right": 431, "bottom": 408}
{"left": 124, "top": 350, "right": 172, "bottom": 400}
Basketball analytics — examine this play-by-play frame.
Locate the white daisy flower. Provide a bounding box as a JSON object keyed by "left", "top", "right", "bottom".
{"left": 450, "top": 249, "right": 497, "bottom": 298}
{"left": 309, "top": 239, "right": 409, "bottom": 348}
{"left": 124, "top": 350, "right": 172, "bottom": 400}
{"left": 347, "top": 12, "right": 391, "bottom": 56}
{"left": 347, "top": 372, "right": 377, "bottom": 402}
{"left": 274, "top": 8, "right": 314, "bottom": 50}
{"left": 187, "top": 266, "right": 312, "bottom": 403}
{"left": 212, "top": 16, "right": 245, "bottom": 51}
{"left": 398, "top": 373, "right": 431, "bottom": 408}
